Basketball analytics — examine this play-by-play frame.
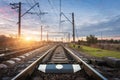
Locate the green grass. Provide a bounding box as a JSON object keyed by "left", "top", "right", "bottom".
{"left": 70, "top": 44, "right": 120, "bottom": 59}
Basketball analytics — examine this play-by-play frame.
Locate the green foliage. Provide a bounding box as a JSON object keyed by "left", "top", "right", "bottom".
{"left": 81, "top": 46, "right": 120, "bottom": 58}
{"left": 69, "top": 44, "right": 120, "bottom": 59}
{"left": 78, "top": 40, "right": 81, "bottom": 45}
{"left": 86, "top": 35, "right": 97, "bottom": 45}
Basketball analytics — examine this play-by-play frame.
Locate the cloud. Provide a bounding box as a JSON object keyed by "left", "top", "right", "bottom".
{"left": 0, "top": 6, "right": 17, "bottom": 19}
{"left": 76, "top": 15, "right": 120, "bottom": 37}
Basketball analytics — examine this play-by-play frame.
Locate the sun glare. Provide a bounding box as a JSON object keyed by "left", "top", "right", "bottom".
{"left": 25, "top": 37, "right": 32, "bottom": 41}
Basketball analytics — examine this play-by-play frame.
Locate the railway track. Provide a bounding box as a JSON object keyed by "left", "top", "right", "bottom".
{"left": 0, "top": 44, "right": 54, "bottom": 80}
{"left": 12, "top": 44, "right": 107, "bottom": 80}
{"left": 0, "top": 45, "right": 44, "bottom": 63}
{"left": 0, "top": 47, "right": 27, "bottom": 54}
{"left": 69, "top": 45, "right": 120, "bottom": 80}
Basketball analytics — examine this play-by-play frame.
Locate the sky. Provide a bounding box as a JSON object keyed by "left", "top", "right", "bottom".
{"left": 0, "top": 0, "right": 120, "bottom": 41}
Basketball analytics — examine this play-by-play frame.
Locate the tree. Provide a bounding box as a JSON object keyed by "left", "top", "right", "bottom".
{"left": 86, "top": 35, "right": 97, "bottom": 45}
{"left": 78, "top": 40, "right": 81, "bottom": 45}
{"left": 109, "top": 39, "right": 114, "bottom": 43}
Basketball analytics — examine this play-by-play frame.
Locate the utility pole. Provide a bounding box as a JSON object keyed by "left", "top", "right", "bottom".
{"left": 61, "top": 12, "right": 75, "bottom": 42}
{"left": 47, "top": 31, "right": 48, "bottom": 41}
{"left": 68, "top": 33, "right": 70, "bottom": 42}
{"left": 72, "top": 13, "right": 75, "bottom": 42}
{"left": 101, "top": 32, "right": 102, "bottom": 45}
{"left": 59, "top": 0, "right": 61, "bottom": 31}
{"left": 18, "top": 2, "right": 21, "bottom": 38}
{"left": 10, "top": 2, "right": 21, "bottom": 38}
{"left": 41, "top": 26, "right": 42, "bottom": 41}
{"left": 10, "top": 2, "right": 41, "bottom": 38}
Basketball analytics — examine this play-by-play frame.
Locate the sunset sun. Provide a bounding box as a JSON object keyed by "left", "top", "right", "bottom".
{"left": 24, "top": 37, "right": 32, "bottom": 41}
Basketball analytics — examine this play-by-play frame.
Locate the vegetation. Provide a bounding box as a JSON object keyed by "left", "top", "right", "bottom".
{"left": 0, "top": 35, "right": 16, "bottom": 48}
{"left": 70, "top": 44, "right": 120, "bottom": 59}
{"left": 0, "top": 35, "right": 41, "bottom": 49}
{"left": 86, "top": 35, "right": 97, "bottom": 45}
{"left": 77, "top": 35, "right": 120, "bottom": 51}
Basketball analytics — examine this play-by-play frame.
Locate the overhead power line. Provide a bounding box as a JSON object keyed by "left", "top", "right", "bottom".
{"left": 47, "top": 0, "right": 58, "bottom": 17}
{"left": 26, "top": 0, "right": 41, "bottom": 20}
{"left": 33, "top": 0, "right": 42, "bottom": 20}
{"left": 21, "top": 3, "right": 39, "bottom": 17}
{"left": 32, "top": 0, "right": 48, "bottom": 22}
{"left": 33, "top": 0, "right": 41, "bottom": 12}
{"left": 61, "top": 12, "right": 72, "bottom": 23}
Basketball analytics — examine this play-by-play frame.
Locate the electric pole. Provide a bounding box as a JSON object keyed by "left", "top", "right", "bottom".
{"left": 18, "top": 2, "right": 21, "bottom": 38}
{"left": 47, "top": 31, "right": 48, "bottom": 41}
{"left": 101, "top": 32, "right": 102, "bottom": 45}
{"left": 10, "top": 2, "right": 21, "bottom": 38}
{"left": 68, "top": 33, "right": 70, "bottom": 42}
{"left": 41, "top": 26, "right": 42, "bottom": 41}
{"left": 59, "top": 0, "right": 61, "bottom": 31}
{"left": 61, "top": 12, "right": 75, "bottom": 42}
{"left": 10, "top": 2, "right": 42, "bottom": 38}
{"left": 72, "top": 13, "right": 75, "bottom": 42}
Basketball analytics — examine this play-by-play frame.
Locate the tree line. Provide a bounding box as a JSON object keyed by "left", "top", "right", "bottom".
{"left": 78, "top": 35, "right": 120, "bottom": 45}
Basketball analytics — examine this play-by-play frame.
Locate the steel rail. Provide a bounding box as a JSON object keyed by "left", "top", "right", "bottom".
{"left": 65, "top": 47, "right": 108, "bottom": 80}
{"left": 12, "top": 45, "right": 107, "bottom": 80}
{"left": 0, "top": 45, "right": 43, "bottom": 62}
{"left": 12, "top": 45, "right": 56, "bottom": 80}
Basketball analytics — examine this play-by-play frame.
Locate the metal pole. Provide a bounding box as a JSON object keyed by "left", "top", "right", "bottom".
{"left": 101, "top": 32, "right": 102, "bottom": 45}
{"left": 68, "top": 33, "right": 70, "bottom": 42}
{"left": 47, "top": 31, "right": 48, "bottom": 41}
{"left": 59, "top": 0, "right": 61, "bottom": 31}
{"left": 72, "top": 13, "right": 75, "bottom": 42}
{"left": 41, "top": 26, "right": 42, "bottom": 41}
{"left": 18, "top": 2, "right": 21, "bottom": 38}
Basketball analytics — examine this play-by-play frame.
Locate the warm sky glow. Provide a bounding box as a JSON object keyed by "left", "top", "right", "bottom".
{"left": 0, "top": 0, "right": 120, "bottom": 41}
{"left": 24, "top": 37, "right": 32, "bottom": 41}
